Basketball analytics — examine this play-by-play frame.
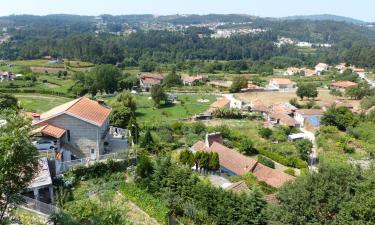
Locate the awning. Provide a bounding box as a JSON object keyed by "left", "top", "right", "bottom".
{"left": 32, "top": 124, "right": 66, "bottom": 139}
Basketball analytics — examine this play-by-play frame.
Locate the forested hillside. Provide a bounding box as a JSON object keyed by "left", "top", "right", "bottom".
{"left": 0, "top": 14, "right": 375, "bottom": 68}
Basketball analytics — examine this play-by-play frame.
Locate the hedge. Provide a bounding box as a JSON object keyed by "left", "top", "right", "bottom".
{"left": 69, "top": 159, "right": 128, "bottom": 180}
{"left": 120, "top": 182, "right": 169, "bottom": 225}
{"left": 257, "top": 147, "right": 308, "bottom": 169}
{"left": 0, "top": 88, "right": 76, "bottom": 98}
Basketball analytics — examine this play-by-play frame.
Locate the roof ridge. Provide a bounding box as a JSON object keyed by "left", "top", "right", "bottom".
{"left": 65, "top": 97, "right": 84, "bottom": 111}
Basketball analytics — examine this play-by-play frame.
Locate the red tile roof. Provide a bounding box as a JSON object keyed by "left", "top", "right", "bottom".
{"left": 38, "top": 97, "right": 111, "bottom": 127}
{"left": 193, "top": 140, "right": 295, "bottom": 188}
{"left": 252, "top": 163, "right": 295, "bottom": 188}
{"left": 330, "top": 81, "right": 358, "bottom": 88}
{"left": 296, "top": 109, "right": 324, "bottom": 116}
{"left": 32, "top": 124, "right": 66, "bottom": 138}
{"left": 269, "top": 113, "right": 299, "bottom": 127}
{"left": 139, "top": 73, "right": 164, "bottom": 80}
{"left": 270, "top": 78, "right": 295, "bottom": 85}
{"left": 210, "top": 98, "right": 231, "bottom": 109}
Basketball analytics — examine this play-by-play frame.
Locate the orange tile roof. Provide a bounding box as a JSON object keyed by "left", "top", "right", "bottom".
{"left": 194, "top": 141, "right": 295, "bottom": 188}
{"left": 270, "top": 113, "right": 299, "bottom": 127}
{"left": 296, "top": 109, "right": 324, "bottom": 116}
{"left": 205, "top": 142, "right": 258, "bottom": 176}
{"left": 210, "top": 98, "right": 231, "bottom": 109}
{"left": 270, "top": 78, "right": 295, "bottom": 85}
{"left": 39, "top": 97, "right": 111, "bottom": 126}
{"left": 330, "top": 81, "right": 357, "bottom": 88}
{"left": 139, "top": 73, "right": 164, "bottom": 80}
{"left": 252, "top": 163, "right": 295, "bottom": 188}
{"left": 32, "top": 124, "right": 66, "bottom": 138}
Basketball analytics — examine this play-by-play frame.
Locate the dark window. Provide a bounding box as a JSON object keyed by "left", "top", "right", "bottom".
{"left": 67, "top": 130, "right": 71, "bottom": 142}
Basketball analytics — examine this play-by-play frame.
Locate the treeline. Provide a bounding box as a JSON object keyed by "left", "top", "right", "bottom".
{"left": 1, "top": 15, "right": 375, "bottom": 67}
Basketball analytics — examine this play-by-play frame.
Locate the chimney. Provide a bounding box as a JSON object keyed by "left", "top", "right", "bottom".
{"left": 97, "top": 99, "right": 105, "bottom": 105}
{"left": 205, "top": 132, "right": 223, "bottom": 147}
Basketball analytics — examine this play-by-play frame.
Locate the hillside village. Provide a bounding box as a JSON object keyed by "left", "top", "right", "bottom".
{"left": 1, "top": 10, "right": 375, "bottom": 225}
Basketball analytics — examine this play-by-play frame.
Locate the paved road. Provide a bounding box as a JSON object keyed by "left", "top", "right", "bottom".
{"left": 300, "top": 128, "right": 318, "bottom": 172}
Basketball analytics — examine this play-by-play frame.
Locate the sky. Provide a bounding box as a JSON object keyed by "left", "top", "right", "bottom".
{"left": 0, "top": 0, "right": 374, "bottom": 22}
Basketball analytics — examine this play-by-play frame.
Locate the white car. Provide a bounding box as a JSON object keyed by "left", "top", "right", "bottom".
{"left": 33, "top": 139, "right": 57, "bottom": 150}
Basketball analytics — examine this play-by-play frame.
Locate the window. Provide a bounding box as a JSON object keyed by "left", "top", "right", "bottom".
{"left": 91, "top": 149, "right": 95, "bottom": 154}
{"left": 67, "top": 130, "right": 71, "bottom": 142}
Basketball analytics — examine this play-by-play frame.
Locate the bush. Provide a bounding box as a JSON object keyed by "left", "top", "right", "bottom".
{"left": 283, "top": 168, "right": 295, "bottom": 176}
{"left": 120, "top": 182, "right": 169, "bottom": 225}
{"left": 258, "top": 155, "right": 275, "bottom": 169}
{"left": 68, "top": 159, "right": 128, "bottom": 180}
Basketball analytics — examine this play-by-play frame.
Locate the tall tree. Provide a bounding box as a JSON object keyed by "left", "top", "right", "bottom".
{"left": 90, "top": 64, "right": 121, "bottom": 94}
{"left": 229, "top": 76, "right": 248, "bottom": 93}
{"left": 150, "top": 84, "right": 166, "bottom": 107}
{"left": 0, "top": 111, "right": 39, "bottom": 221}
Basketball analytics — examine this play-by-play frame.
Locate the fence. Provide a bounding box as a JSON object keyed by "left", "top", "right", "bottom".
{"left": 56, "top": 152, "right": 129, "bottom": 174}
{"left": 21, "top": 196, "right": 59, "bottom": 216}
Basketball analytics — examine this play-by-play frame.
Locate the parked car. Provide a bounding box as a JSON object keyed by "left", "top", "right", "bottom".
{"left": 32, "top": 139, "right": 57, "bottom": 150}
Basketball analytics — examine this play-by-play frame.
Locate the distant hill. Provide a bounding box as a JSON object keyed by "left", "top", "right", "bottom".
{"left": 280, "top": 14, "right": 365, "bottom": 24}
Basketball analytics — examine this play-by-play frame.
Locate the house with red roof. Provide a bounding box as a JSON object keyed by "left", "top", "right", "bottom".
{"left": 330, "top": 81, "right": 358, "bottom": 91}
{"left": 139, "top": 73, "right": 165, "bottom": 91}
{"left": 268, "top": 78, "right": 296, "bottom": 90}
{"left": 191, "top": 133, "right": 295, "bottom": 188}
{"left": 31, "top": 97, "right": 115, "bottom": 160}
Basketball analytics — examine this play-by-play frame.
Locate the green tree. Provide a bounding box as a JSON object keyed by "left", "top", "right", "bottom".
{"left": 296, "top": 83, "right": 318, "bottom": 100}
{"left": 128, "top": 117, "right": 139, "bottom": 144}
{"left": 269, "top": 162, "right": 359, "bottom": 225}
{"left": 329, "top": 88, "right": 343, "bottom": 98}
{"left": 90, "top": 64, "right": 121, "bottom": 94}
{"left": 110, "top": 106, "right": 133, "bottom": 128}
{"left": 0, "top": 94, "right": 18, "bottom": 110}
{"left": 0, "top": 111, "right": 39, "bottom": 221}
{"left": 294, "top": 139, "right": 313, "bottom": 161}
{"left": 151, "top": 84, "right": 166, "bottom": 107}
{"left": 239, "top": 138, "right": 257, "bottom": 155}
{"left": 136, "top": 153, "right": 154, "bottom": 180}
{"left": 259, "top": 127, "right": 273, "bottom": 139}
{"left": 112, "top": 91, "right": 137, "bottom": 113}
{"left": 337, "top": 173, "right": 375, "bottom": 224}
{"left": 321, "top": 106, "right": 359, "bottom": 131}
{"left": 141, "top": 129, "right": 154, "bottom": 151}
{"left": 163, "top": 66, "right": 182, "bottom": 88}
{"left": 208, "top": 152, "right": 220, "bottom": 172}
{"left": 345, "top": 83, "right": 372, "bottom": 100}
{"left": 229, "top": 76, "right": 248, "bottom": 93}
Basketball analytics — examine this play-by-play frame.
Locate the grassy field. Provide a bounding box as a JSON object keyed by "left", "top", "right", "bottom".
{"left": 136, "top": 94, "right": 216, "bottom": 123}
{"left": 235, "top": 89, "right": 361, "bottom": 110}
{"left": 16, "top": 94, "right": 72, "bottom": 112}
{"left": 107, "top": 94, "right": 216, "bottom": 124}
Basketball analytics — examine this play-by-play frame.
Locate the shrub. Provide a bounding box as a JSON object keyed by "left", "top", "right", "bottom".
{"left": 258, "top": 155, "right": 275, "bottom": 169}
{"left": 120, "top": 182, "right": 169, "bottom": 225}
{"left": 284, "top": 168, "right": 295, "bottom": 176}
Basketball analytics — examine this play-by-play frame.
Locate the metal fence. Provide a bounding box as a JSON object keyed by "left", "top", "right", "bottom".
{"left": 21, "top": 196, "right": 59, "bottom": 216}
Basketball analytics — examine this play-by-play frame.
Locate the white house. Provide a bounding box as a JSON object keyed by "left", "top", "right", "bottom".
{"left": 315, "top": 63, "right": 329, "bottom": 75}
{"left": 268, "top": 78, "right": 296, "bottom": 91}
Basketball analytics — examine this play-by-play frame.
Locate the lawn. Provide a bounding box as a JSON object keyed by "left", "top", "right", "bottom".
{"left": 16, "top": 94, "right": 72, "bottom": 112}
{"left": 107, "top": 93, "right": 216, "bottom": 124}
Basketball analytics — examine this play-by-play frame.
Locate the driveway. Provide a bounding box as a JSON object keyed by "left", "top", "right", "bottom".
{"left": 300, "top": 128, "right": 318, "bottom": 171}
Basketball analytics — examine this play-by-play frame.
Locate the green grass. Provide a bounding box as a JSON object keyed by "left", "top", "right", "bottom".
{"left": 107, "top": 94, "right": 216, "bottom": 124}
{"left": 120, "top": 182, "right": 169, "bottom": 225}
{"left": 16, "top": 94, "right": 72, "bottom": 112}
{"left": 9, "top": 59, "right": 65, "bottom": 68}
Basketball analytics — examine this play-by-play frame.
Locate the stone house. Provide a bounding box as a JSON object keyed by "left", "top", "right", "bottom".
{"left": 32, "top": 97, "right": 112, "bottom": 160}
